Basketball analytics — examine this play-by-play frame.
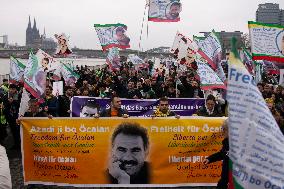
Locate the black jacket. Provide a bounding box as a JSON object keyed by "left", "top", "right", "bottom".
{"left": 58, "top": 95, "right": 71, "bottom": 117}
{"left": 207, "top": 138, "right": 229, "bottom": 189}
{"left": 196, "top": 105, "right": 223, "bottom": 117}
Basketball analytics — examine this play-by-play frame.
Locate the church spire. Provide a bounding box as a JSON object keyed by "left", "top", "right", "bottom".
{"left": 33, "top": 17, "right": 37, "bottom": 30}
{"left": 28, "top": 16, "right": 31, "bottom": 29}
{"left": 43, "top": 27, "right": 46, "bottom": 39}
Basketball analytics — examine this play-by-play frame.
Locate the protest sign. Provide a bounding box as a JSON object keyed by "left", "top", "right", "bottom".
{"left": 227, "top": 40, "right": 284, "bottom": 188}
{"left": 71, "top": 97, "right": 205, "bottom": 117}
{"left": 21, "top": 117, "right": 225, "bottom": 187}
{"left": 52, "top": 81, "right": 63, "bottom": 96}
{"left": 196, "top": 59, "right": 225, "bottom": 90}
{"left": 249, "top": 21, "right": 284, "bottom": 62}
{"left": 106, "top": 47, "right": 121, "bottom": 71}
{"left": 10, "top": 56, "right": 25, "bottom": 83}
{"left": 148, "top": 0, "right": 182, "bottom": 22}
{"left": 24, "top": 51, "right": 47, "bottom": 101}
{"left": 54, "top": 33, "right": 72, "bottom": 56}
{"left": 60, "top": 62, "right": 80, "bottom": 86}
{"left": 94, "top": 23, "right": 130, "bottom": 51}
{"left": 194, "top": 31, "right": 222, "bottom": 70}
{"left": 171, "top": 32, "right": 198, "bottom": 68}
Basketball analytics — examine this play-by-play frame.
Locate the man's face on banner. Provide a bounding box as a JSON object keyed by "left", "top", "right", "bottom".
{"left": 41, "top": 58, "right": 49, "bottom": 70}
{"left": 116, "top": 27, "right": 125, "bottom": 40}
{"left": 169, "top": 3, "right": 181, "bottom": 19}
{"left": 111, "top": 133, "right": 147, "bottom": 176}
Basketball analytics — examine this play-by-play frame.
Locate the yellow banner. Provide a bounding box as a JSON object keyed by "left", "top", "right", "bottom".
{"left": 20, "top": 117, "right": 226, "bottom": 187}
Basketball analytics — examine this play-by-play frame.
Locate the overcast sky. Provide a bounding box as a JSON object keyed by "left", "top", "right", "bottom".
{"left": 0, "top": 0, "right": 283, "bottom": 51}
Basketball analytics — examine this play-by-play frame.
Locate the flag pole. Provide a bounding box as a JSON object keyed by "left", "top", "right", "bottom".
{"left": 138, "top": 2, "right": 148, "bottom": 56}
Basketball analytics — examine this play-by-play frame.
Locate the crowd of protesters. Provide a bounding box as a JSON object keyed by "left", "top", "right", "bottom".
{"left": 0, "top": 57, "right": 283, "bottom": 189}
{"left": 0, "top": 57, "right": 284, "bottom": 148}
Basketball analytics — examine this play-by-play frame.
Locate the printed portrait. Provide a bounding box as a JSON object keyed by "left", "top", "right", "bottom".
{"left": 165, "top": 1, "right": 182, "bottom": 20}
{"left": 106, "top": 122, "right": 151, "bottom": 184}
{"left": 114, "top": 26, "right": 130, "bottom": 46}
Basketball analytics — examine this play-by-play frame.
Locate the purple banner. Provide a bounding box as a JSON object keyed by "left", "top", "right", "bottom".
{"left": 71, "top": 96, "right": 205, "bottom": 117}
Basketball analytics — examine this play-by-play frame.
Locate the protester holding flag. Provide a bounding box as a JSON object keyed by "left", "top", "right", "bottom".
{"left": 23, "top": 99, "right": 50, "bottom": 118}
{"left": 40, "top": 86, "right": 58, "bottom": 117}
{"left": 58, "top": 86, "right": 73, "bottom": 117}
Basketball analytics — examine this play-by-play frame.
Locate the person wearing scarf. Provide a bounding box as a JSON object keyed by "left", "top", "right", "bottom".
{"left": 152, "top": 97, "right": 180, "bottom": 118}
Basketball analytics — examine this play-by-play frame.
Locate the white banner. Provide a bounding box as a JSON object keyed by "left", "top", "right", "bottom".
{"left": 106, "top": 47, "right": 121, "bottom": 71}
{"left": 196, "top": 57, "right": 225, "bottom": 90}
{"left": 52, "top": 81, "right": 63, "bottom": 96}
{"left": 227, "top": 48, "right": 284, "bottom": 188}
{"left": 171, "top": 32, "right": 198, "bottom": 67}
{"left": 279, "top": 69, "right": 284, "bottom": 87}
{"left": 148, "top": 0, "right": 182, "bottom": 22}
{"left": 248, "top": 21, "right": 284, "bottom": 62}
{"left": 194, "top": 30, "right": 222, "bottom": 70}
{"left": 10, "top": 56, "right": 25, "bottom": 83}
{"left": 94, "top": 24, "right": 130, "bottom": 51}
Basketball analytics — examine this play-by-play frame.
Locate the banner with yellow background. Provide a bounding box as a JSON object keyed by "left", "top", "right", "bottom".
{"left": 20, "top": 117, "right": 226, "bottom": 187}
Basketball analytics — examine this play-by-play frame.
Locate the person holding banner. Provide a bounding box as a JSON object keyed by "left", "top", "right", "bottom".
{"left": 107, "top": 122, "right": 150, "bottom": 184}
{"left": 99, "top": 96, "right": 129, "bottom": 118}
{"left": 152, "top": 97, "right": 180, "bottom": 118}
{"left": 196, "top": 94, "right": 223, "bottom": 117}
{"left": 41, "top": 86, "right": 58, "bottom": 117}
{"left": 203, "top": 119, "right": 229, "bottom": 189}
{"left": 58, "top": 86, "right": 73, "bottom": 117}
{"left": 23, "top": 99, "right": 50, "bottom": 118}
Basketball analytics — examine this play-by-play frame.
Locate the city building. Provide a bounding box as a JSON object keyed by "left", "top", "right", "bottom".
{"left": 26, "top": 16, "right": 57, "bottom": 50}
{"left": 146, "top": 46, "right": 171, "bottom": 53}
{"left": 256, "top": 3, "right": 284, "bottom": 26}
{"left": 0, "top": 35, "right": 8, "bottom": 49}
{"left": 199, "top": 31, "right": 243, "bottom": 57}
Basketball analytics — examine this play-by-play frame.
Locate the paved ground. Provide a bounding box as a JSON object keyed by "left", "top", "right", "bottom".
{"left": 4, "top": 127, "right": 216, "bottom": 189}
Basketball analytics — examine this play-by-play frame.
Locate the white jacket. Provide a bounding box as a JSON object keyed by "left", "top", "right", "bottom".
{"left": 0, "top": 145, "right": 12, "bottom": 189}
